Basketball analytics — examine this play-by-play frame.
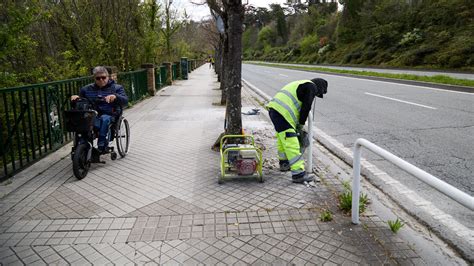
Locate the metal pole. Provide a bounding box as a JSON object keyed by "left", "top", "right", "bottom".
{"left": 307, "top": 110, "right": 313, "bottom": 172}
{"left": 306, "top": 99, "right": 317, "bottom": 173}
{"left": 352, "top": 143, "right": 362, "bottom": 224}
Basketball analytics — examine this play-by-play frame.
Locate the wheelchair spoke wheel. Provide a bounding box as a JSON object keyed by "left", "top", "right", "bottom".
{"left": 116, "top": 117, "right": 130, "bottom": 158}
{"left": 72, "top": 143, "right": 90, "bottom": 180}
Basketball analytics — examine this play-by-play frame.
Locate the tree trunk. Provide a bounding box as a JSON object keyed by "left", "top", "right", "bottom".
{"left": 215, "top": 39, "right": 222, "bottom": 82}
{"left": 219, "top": 33, "right": 228, "bottom": 105}
{"left": 223, "top": 0, "right": 244, "bottom": 135}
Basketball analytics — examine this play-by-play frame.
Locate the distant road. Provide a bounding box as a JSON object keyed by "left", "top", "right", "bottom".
{"left": 253, "top": 62, "right": 474, "bottom": 81}
{"left": 242, "top": 63, "right": 474, "bottom": 229}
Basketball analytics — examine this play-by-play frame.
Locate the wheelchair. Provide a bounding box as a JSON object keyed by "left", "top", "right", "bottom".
{"left": 64, "top": 97, "right": 130, "bottom": 179}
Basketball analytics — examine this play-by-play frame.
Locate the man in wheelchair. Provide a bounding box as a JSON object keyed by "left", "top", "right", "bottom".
{"left": 70, "top": 66, "right": 128, "bottom": 154}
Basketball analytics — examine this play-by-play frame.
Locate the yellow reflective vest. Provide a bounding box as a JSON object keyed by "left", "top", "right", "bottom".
{"left": 266, "top": 80, "right": 311, "bottom": 129}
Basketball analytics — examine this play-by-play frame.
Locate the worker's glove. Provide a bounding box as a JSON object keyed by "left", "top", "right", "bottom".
{"left": 296, "top": 125, "right": 309, "bottom": 148}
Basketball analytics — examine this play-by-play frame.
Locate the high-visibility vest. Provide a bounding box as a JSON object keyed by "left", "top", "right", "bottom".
{"left": 266, "top": 80, "right": 310, "bottom": 128}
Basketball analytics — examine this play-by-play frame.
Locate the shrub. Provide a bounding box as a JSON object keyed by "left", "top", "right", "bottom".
{"left": 319, "top": 36, "right": 329, "bottom": 47}
{"left": 363, "top": 50, "right": 377, "bottom": 61}
{"left": 401, "top": 46, "right": 438, "bottom": 66}
{"left": 318, "top": 45, "right": 331, "bottom": 55}
{"left": 300, "top": 34, "right": 319, "bottom": 55}
{"left": 448, "top": 55, "right": 464, "bottom": 68}
{"left": 399, "top": 28, "right": 422, "bottom": 47}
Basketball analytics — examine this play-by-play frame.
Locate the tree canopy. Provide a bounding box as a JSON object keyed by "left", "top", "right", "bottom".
{"left": 0, "top": 0, "right": 213, "bottom": 89}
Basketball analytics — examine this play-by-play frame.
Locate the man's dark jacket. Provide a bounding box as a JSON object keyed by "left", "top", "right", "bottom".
{"left": 79, "top": 80, "right": 128, "bottom": 115}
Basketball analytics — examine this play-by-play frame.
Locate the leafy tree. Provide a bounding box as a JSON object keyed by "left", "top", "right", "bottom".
{"left": 0, "top": 1, "right": 41, "bottom": 87}
{"left": 270, "top": 4, "right": 288, "bottom": 45}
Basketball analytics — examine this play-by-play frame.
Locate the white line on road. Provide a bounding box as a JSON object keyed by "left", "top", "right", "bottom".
{"left": 365, "top": 92, "right": 437, "bottom": 110}
{"left": 279, "top": 74, "right": 288, "bottom": 77}
{"left": 248, "top": 63, "right": 474, "bottom": 95}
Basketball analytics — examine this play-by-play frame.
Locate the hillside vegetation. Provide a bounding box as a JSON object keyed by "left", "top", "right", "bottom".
{"left": 243, "top": 0, "right": 474, "bottom": 71}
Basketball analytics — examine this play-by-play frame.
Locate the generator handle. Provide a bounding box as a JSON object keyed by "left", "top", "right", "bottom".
{"left": 219, "top": 135, "right": 255, "bottom": 151}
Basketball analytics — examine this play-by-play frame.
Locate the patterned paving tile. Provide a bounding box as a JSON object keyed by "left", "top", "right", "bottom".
{"left": 22, "top": 186, "right": 105, "bottom": 220}
{"left": 122, "top": 195, "right": 208, "bottom": 217}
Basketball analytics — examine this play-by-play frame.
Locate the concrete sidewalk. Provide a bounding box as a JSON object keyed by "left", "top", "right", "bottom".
{"left": 0, "top": 66, "right": 464, "bottom": 265}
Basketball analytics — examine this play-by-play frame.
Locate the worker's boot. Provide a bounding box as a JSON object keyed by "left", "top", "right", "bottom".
{"left": 292, "top": 172, "right": 314, "bottom": 183}
{"left": 279, "top": 160, "right": 290, "bottom": 172}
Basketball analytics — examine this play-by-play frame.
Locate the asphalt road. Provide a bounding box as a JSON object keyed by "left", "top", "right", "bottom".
{"left": 257, "top": 62, "right": 474, "bottom": 80}
{"left": 242, "top": 63, "right": 474, "bottom": 228}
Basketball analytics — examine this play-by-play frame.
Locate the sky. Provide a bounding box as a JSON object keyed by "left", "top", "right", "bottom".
{"left": 172, "top": 0, "right": 287, "bottom": 21}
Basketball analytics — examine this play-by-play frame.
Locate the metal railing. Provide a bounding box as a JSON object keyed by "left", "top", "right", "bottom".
{"left": 172, "top": 63, "right": 178, "bottom": 80}
{"left": 351, "top": 138, "right": 474, "bottom": 224}
{"left": 0, "top": 70, "right": 148, "bottom": 180}
{"left": 118, "top": 70, "right": 148, "bottom": 103}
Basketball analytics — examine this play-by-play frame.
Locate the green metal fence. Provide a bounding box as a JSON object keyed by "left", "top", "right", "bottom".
{"left": 117, "top": 70, "right": 148, "bottom": 103}
{"left": 172, "top": 64, "right": 177, "bottom": 80}
{"left": 0, "top": 70, "right": 148, "bottom": 180}
{"left": 155, "top": 69, "right": 162, "bottom": 89}
{"left": 160, "top": 66, "right": 169, "bottom": 85}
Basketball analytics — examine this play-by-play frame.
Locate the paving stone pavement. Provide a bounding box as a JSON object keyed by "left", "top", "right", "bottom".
{"left": 0, "top": 66, "right": 430, "bottom": 265}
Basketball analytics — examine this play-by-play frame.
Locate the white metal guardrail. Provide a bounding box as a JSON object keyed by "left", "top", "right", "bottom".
{"left": 351, "top": 138, "right": 474, "bottom": 224}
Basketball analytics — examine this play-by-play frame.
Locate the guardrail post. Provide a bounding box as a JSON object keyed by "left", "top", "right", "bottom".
{"left": 141, "top": 63, "right": 156, "bottom": 96}
{"left": 175, "top": 61, "right": 181, "bottom": 79}
{"left": 180, "top": 57, "right": 188, "bottom": 80}
{"left": 352, "top": 142, "right": 362, "bottom": 224}
{"left": 163, "top": 62, "right": 172, "bottom": 85}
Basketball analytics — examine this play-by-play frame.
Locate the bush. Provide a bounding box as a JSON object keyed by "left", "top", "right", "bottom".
{"left": 300, "top": 34, "right": 319, "bottom": 55}
{"left": 401, "top": 45, "right": 438, "bottom": 66}
{"left": 363, "top": 50, "right": 377, "bottom": 61}
{"left": 343, "top": 51, "right": 362, "bottom": 63}
{"left": 399, "top": 28, "right": 422, "bottom": 47}
{"left": 448, "top": 55, "right": 464, "bottom": 68}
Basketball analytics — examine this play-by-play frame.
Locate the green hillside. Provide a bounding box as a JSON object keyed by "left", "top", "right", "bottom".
{"left": 243, "top": 0, "right": 474, "bottom": 71}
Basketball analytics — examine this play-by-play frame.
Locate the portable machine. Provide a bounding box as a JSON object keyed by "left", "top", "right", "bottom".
{"left": 219, "top": 135, "right": 263, "bottom": 183}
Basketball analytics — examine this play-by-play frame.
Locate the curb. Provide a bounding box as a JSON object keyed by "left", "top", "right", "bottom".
{"left": 242, "top": 78, "right": 474, "bottom": 262}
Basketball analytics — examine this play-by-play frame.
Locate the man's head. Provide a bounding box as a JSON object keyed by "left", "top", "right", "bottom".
{"left": 93, "top": 66, "right": 110, "bottom": 88}
{"left": 311, "top": 78, "right": 328, "bottom": 98}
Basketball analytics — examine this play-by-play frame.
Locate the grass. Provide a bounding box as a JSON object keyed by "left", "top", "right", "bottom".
{"left": 388, "top": 218, "right": 405, "bottom": 233}
{"left": 338, "top": 181, "right": 369, "bottom": 213}
{"left": 248, "top": 62, "right": 474, "bottom": 88}
{"left": 320, "top": 209, "right": 333, "bottom": 222}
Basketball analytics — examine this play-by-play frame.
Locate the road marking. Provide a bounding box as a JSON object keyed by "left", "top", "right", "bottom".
{"left": 365, "top": 92, "right": 437, "bottom": 110}
{"left": 279, "top": 74, "right": 288, "bottom": 77}
{"left": 247, "top": 64, "right": 473, "bottom": 95}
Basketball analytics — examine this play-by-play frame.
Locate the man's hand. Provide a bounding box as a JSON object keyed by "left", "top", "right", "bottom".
{"left": 105, "top": 94, "right": 116, "bottom": 103}
{"left": 71, "top": 95, "right": 80, "bottom": 101}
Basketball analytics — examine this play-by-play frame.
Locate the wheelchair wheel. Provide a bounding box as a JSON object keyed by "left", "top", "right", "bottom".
{"left": 72, "top": 143, "right": 90, "bottom": 180}
{"left": 116, "top": 117, "right": 130, "bottom": 158}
